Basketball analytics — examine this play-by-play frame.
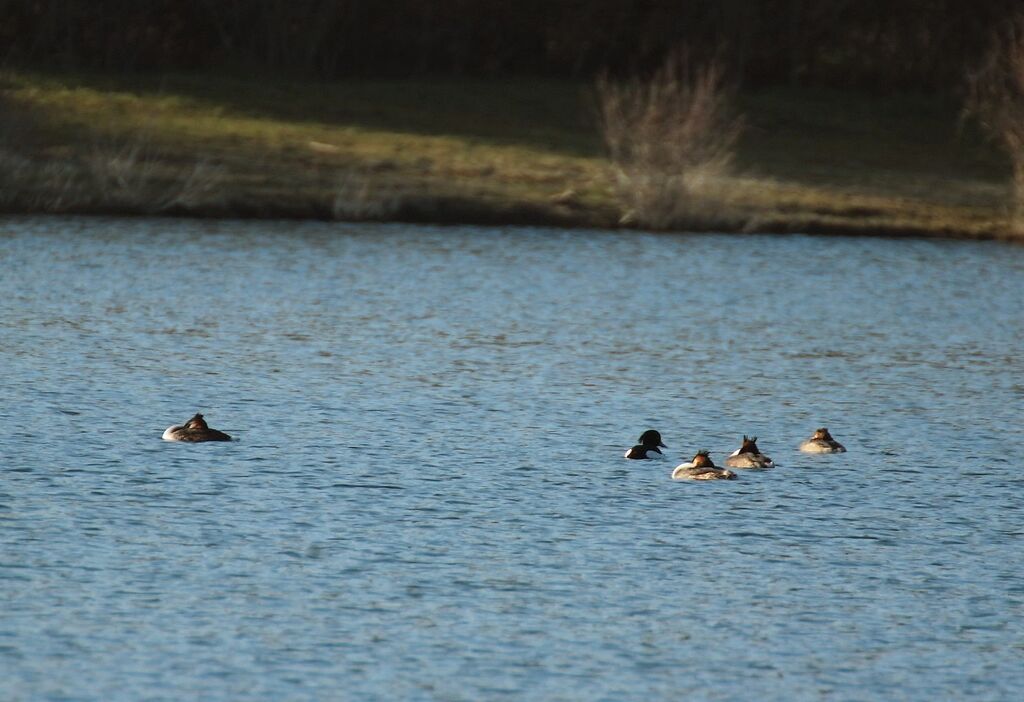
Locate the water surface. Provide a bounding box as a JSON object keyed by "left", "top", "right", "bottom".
{"left": 1, "top": 217, "right": 1022, "bottom": 700}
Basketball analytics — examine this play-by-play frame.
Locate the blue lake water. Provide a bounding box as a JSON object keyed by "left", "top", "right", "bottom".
{"left": 1, "top": 216, "right": 1023, "bottom": 701}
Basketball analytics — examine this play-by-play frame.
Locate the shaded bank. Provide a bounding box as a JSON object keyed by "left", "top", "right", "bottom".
{"left": 0, "top": 71, "right": 1017, "bottom": 241}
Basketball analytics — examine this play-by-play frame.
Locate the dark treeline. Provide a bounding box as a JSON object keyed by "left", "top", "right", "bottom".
{"left": 1, "top": 0, "right": 1018, "bottom": 91}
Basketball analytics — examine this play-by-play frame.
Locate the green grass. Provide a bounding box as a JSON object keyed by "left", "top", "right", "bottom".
{"left": 0, "top": 69, "right": 1017, "bottom": 239}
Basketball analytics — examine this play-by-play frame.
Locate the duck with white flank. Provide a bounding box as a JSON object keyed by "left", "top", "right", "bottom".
{"left": 672, "top": 451, "right": 737, "bottom": 480}
{"left": 724, "top": 435, "right": 775, "bottom": 469}
{"left": 162, "top": 413, "right": 232, "bottom": 442}
{"left": 624, "top": 429, "right": 667, "bottom": 459}
{"left": 798, "top": 427, "right": 846, "bottom": 453}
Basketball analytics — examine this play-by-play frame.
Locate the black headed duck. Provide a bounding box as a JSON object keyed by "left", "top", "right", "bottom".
{"left": 624, "top": 429, "right": 667, "bottom": 459}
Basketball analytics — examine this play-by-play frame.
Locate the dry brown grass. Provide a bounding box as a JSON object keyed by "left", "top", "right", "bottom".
{"left": 1, "top": 89, "right": 226, "bottom": 214}
{"left": 0, "top": 94, "right": 37, "bottom": 205}
{"left": 87, "top": 133, "right": 226, "bottom": 212}
{"left": 331, "top": 167, "right": 403, "bottom": 220}
{"left": 596, "top": 53, "right": 744, "bottom": 229}
{"left": 0, "top": 94, "right": 80, "bottom": 209}
{"left": 966, "top": 14, "right": 1024, "bottom": 235}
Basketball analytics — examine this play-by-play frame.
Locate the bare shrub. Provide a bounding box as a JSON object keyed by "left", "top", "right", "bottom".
{"left": 332, "top": 168, "right": 401, "bottom": 220}
{"left": 1, "top": 92, "right": 225, "bottom": 214}
{"left": 966, "top": 15, "right": 1024, "bottom": 233}
{"left": 168, "top": 159, "right": 227, "bottom": 210}
{"left": 88, "top": 138, "right": 163, "bottom": 205}
{"left": 87, "top": 134, "right": 225, "bottom": 212}
{"left": 0, "top": 149, "right": 31, "bottom": 206}
{"left": 596, "top": 52, "right": 744, "bottom": 229}
{"left": 0, "top": 93, "right": 39, "bottom": 206}
{"left": 0, "top": 94, "right": 83, "bottom": 211}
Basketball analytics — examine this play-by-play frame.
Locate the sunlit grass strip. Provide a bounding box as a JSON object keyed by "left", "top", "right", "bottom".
{"left": 0, "top": 69, "right": 1015, "bottom": 239}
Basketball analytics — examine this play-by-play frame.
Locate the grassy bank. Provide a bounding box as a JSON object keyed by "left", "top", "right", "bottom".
{"left": 0, "top": 70, "right": 1017, "bottom": 240}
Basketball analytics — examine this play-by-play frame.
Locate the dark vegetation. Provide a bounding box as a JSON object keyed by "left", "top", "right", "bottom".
{"left": 3, "top": 0, "right": 1018, "bottom": 91}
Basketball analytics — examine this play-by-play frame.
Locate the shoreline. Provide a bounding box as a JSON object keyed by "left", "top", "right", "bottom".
{"left": 0, "top": 202, "right": 1012, "bottom": 243}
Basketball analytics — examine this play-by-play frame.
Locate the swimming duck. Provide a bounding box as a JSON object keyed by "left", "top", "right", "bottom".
{"left": 672, "top": 451, "right": 737, "bottom": 480}
{"left": 624, "top": 429, "right": 667, "bottom": 459}
{"left": 724, "top": 435, "right": 775, "bottom": 469}
{"left": 798, "top": 427, "right": 846, "bottom": 453}
{"left": 162, "top": 413, "right": 232, "bottom": 442}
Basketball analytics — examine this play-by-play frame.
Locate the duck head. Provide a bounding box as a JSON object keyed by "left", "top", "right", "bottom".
{"left": 738, "top": 435, "right": 760, "bottom": 455}
{"left": 185, "top": 413, "right": 209, "bottom": 431}
{"left": 638, "top": 429, "right": 666, "bottom": 449}
{"left": 691, "top": 450, "right": 715, "bottom": 468}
